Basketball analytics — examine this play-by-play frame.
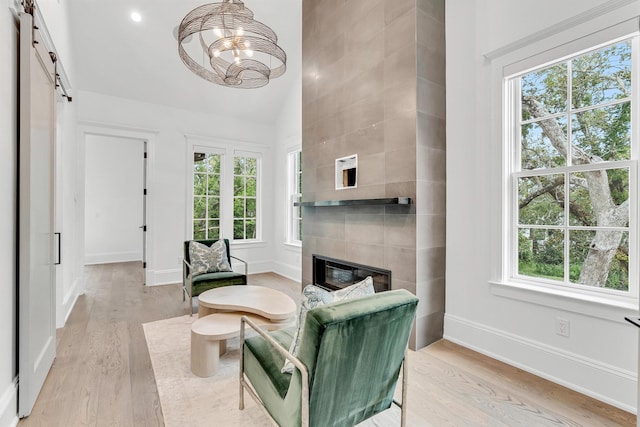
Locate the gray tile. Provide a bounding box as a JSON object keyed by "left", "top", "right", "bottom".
{"left": 419, "top": 247, "right": 446, "bottom": 280}
{"left": 344, "top": 33, "right": 385, "bottom": 83}
{"left": 385, "top": 147, "right": 416, "bottom": 184}
{"left": 417, "top": 0, "right": 445, "bottom": 23}
{"left": 417, "top": 112, "right": 445, "bottom": 151}
{"left": 415, "top": 311, "right": 444, "bottom": 349}
{"left": 415, "top": 181, "right": 445, "bottom": 215}
{"left": 384, "top": 81, "right": 416, "bottom": 122}
{"left": 344, "top": 65, "right": 384, "bottom": 109}
{"left": 415, "top": 277, "right": 445, "bottom": 317}
{"left": 384, "top": 116, "right": 416, "bottom": 153}
{"left": 316, "top": 237, "right": 347, "bottom": 260}
{"left": 417, "top": 43, "right": 445, "bottom": 85}
{"left": 417, "top": 78, "right": 445, "bottom": 120}
{"left": 416, "top": 9, "right": 445, "bottom": 57}
{"left": 384, "top": 214, "right": 417, "bottom": 249}
{"left": 357, "top": 153, "right": 386, "bottom": 187}
{"left": 316, "top": 164, "right": 336, "bottom": 193}
{"left": 315, "top": 86, "right": 345, "bottom": 122}
{"left": 343, "top": 97, "right": 385, "bottom": 136}
{"left": 345, "top": 213, "right": 385, "bottom": 245}
{"left": 384, "top": 246, "right": 417, "bottom": 283}
{"left": 391, "top": 278, "right": 416, "bottom": 295}
{"left": 417, "top": 146, "right": 446, "bottom": 182}
{"left": 384, "top": 0, "right": 415, "bottom": 26}
{"left": 344, "top": 122, "right": 385, "bottom": 157}
{"left": 384, "top": 8, "right": 416, "bottom": 58}
{"left": 344, "top": 242, "right": 385, "bottom": 268}
{"left": 316, "top": 111, "right": 346, "bottom": 142}
{"left": 344, "top": 0, "right": 384, "bottom": 50}
{"left": 417, "top": 213, "right": 446, "bottom": 249}
{"left": 384, "top": 47, "right": 417, "bottom": 92}
{"left": 385, "top": 181, "right": 416, "bottom": 201}
{"left": 340, "top": 184, "right": 386, "bottom": 200}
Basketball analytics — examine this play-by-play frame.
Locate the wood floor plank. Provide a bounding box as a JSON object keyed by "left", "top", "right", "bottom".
{"left": 18, "top": 263, "right": 636, "bottom": 426}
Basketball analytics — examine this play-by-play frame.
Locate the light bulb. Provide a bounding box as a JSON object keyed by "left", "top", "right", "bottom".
{"left": 213, "top": 27, "right": 223, "bottom": 37}
{"left": 236, "top": 27, "right": 244, "bottom": 36}
{"left": 213, "top": 49, "right": 220, "bottom": 57}
{"left": 223, "top": 39, "right": 231, "bottom": 48}
{"left": 245, "top": 49, "right": 254, "bottom": 57}
{"left": 234, "top": 55, "right": 241, "bottom": 63}
{"left": 244, "top": 41, "right": 251, "bottom": 48}
{"left": 130, "top": 11, "right": 142, "bottom": 22}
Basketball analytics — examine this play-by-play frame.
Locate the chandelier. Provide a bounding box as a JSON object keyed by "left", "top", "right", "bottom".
{"left": 178, "top": 0, "right": 286, "bottom": 89}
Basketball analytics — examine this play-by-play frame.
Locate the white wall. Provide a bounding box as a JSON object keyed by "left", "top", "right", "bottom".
{"left": 76, "top": 91, "right": 277, "bottom": 285}
{"left": 272, "top": 74, "right": 303, "bottom": 283}
{"left": 84, "top": 135, "right": 144, "bottom": 264}
{"left": 0, "top": 4, "right": 19, "bottom": 426}
{"left": 446, "top": 0, "right": 639, "bottom": 412}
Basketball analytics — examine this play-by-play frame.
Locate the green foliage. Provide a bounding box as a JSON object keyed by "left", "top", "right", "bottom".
{"left": 517, "top": 40, "right": 632, "bottom": 290}
{"left": 234, "top": 197, "right": 244, "bottom": 217}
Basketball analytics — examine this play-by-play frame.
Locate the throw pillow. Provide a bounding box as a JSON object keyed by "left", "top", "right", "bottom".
{"left": 188, "top": 240, "right": 232, "bottom": 277}
{"left": 281, "top": 276, "right": 375, "bottom": 373}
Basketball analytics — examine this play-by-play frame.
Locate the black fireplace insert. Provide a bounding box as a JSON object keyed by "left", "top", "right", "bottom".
{"left": 313, "top": 254, "right": 391, "bottom": 293}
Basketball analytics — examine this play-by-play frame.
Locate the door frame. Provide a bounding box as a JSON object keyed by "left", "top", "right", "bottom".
{"left": 77, "top": 122, "right": 157, "bottom": 287}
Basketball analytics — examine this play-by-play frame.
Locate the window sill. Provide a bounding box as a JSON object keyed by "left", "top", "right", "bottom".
{"left": 230, "top": 240, "right": 267, "bottom": 249}
{"left": 284, "top": 242, "right": 302, "bottom": 250}
{"left": 490, "top": 280, "right": 638, "bottom": 322}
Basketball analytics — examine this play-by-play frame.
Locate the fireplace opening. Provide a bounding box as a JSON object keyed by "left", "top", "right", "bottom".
{"left": 313, "top": 254, "right": 391, "bottom": 293}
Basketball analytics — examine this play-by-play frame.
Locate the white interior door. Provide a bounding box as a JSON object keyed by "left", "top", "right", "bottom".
{"left": 18, "top": 11, "right": 57, "bottom": 417}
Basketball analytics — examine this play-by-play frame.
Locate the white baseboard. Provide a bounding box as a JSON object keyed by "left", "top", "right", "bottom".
{"left": 84, "top": 251, "right": 141, "bottom": 265}
{"left": 146, "top": 268, "right": 181, "bottom": 286}
{"left": 444, "top": 313, "right": 637, "bottom": 413}
{"left": 0, "top": 380, "right": 18, "bottom": 427}
{"left": 272, "top": 261, "right": 301, "bottom": 283}
{"left": 246, "top": 260, "right": 275, "bottom": 275}
{"left": 56, "top": 278, "right": 82, "bottom": 328}
{"left": 147, "top": 261, "right": 299, "bottom": 286}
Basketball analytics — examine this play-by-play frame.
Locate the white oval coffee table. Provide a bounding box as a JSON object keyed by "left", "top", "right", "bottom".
{"left": 191, "top": 286, "right": 297, "bottom": 377}
{"left": 197, "top": 285, "right": 297, "bottom": 321}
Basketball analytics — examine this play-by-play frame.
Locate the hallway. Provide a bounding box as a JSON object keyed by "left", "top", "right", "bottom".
{"left": 20, "top": 262, "right": 181, "bottom": 426}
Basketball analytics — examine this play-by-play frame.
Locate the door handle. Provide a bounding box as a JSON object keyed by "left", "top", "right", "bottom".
{"left": 54, "top": 232, "right": 61, "bottom": 265}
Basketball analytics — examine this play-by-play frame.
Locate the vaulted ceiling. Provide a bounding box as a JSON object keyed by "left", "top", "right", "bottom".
{"left": 67, "top": 0, "right": 301, "bottom": 125}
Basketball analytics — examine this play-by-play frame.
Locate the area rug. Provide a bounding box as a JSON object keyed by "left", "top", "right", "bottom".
{"left": 144, "top": 315, "right": 398, "bottom": 427}
{"left": 143, "top": 315, "right": 271, "bottom": 427}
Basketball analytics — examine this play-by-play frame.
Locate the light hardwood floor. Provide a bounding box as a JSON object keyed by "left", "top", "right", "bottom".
{"left": 19, "top": 262, "right": 635, "bottom": 426}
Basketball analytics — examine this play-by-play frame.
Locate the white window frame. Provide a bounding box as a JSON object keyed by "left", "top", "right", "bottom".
{"left": 232, "top": 150, "right": 262, "bottom": 243}
{"left": 286, "top": 148, "right": 302, "bottom": 246}
{"left": 191, "top": 148, "right": 224, "bottom": 241}
{"left": 494, "top": 19, "right": 640, "bottom": 311}
{"left": 186, "top": 137, "right": 266, "bottom": 245}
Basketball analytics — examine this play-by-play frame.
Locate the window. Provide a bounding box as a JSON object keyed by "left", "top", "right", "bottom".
{"left": 287, "top": 149, "right": 302, "bottom": 244}
{"left": 233, "top": 154, "right": 259, "bottom": 241}
{"left": 190, "top": 145, "right": 262, "bottom": 243}
{"left": 506, "top": 36, "right": 637, "bottom": 297}
{"left": 193, "top": 152, "right": 221, "bottom": 240}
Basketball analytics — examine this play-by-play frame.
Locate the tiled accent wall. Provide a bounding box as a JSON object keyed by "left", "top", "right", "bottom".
{"left": 301, "top": 0, "right": 445, "bottom": 350}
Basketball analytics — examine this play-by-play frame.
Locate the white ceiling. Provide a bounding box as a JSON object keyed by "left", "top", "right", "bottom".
{"left": 66, "top": 0, "right": 302, "bottom": 125}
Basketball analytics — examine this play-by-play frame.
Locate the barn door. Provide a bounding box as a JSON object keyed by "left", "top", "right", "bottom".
{"left": 18, "top": 9, "right": 57, "bottom": 417}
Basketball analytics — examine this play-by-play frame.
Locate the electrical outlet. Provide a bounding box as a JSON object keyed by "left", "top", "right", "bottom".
{"left": 556, "top": 318, "right": 570, "bottom": 337}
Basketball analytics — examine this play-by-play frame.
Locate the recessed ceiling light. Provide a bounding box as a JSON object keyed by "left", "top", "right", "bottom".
{"left": 131, "top": 11, "right": 142, "bottom": 23}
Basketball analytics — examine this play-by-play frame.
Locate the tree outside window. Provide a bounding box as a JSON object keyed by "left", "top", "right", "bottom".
{"left": 233, "top": 156, "right": 258, "bottom": 240}
{"left": 193, "top": 152, "right": 221, "bottom": 240}
{"left": 513, "top": 39, "right": 633, "bottom": 292}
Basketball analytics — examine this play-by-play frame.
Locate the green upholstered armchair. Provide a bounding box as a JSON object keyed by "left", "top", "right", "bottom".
{"left": 182, "top": 239, "right": 247, "bottom": 314}
{"left": 239, "top": 289, "right": 419, "bottom": 427}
